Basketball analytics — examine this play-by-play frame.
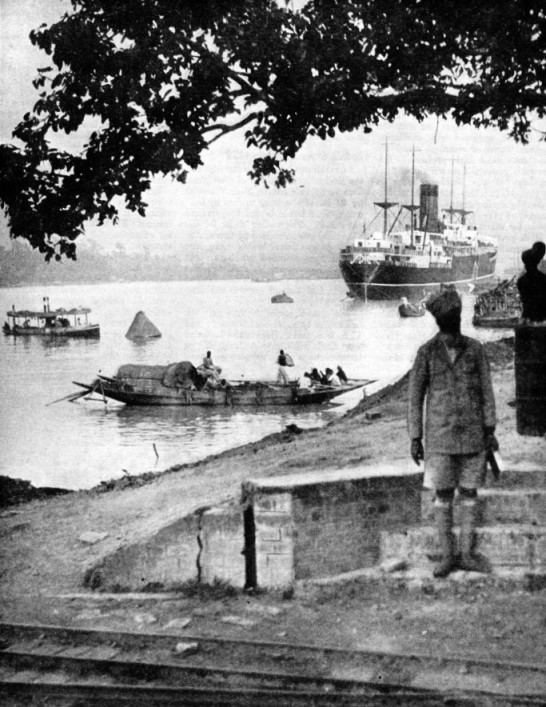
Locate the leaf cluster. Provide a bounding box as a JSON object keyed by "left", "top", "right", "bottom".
{"left": 1, "top": 0, "right": 544, "bottom": 259}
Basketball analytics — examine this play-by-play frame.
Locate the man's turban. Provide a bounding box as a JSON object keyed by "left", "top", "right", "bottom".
{"left": 426, "top": 286, "right": 462, "bottom": 319}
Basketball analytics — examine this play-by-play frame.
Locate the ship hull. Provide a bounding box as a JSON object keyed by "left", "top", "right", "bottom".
{"left": 3, "top": 323, "right": 100, "bottom": 338}
{"left": 340, "top": 251, "right": 497, "bottom": 300}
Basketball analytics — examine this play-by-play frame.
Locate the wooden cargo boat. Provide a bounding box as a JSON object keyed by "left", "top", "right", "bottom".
{"left": 472, "top": 277, "right": 521, "bottom": 329}
{"left": 73, "top": 361, "right": 372, "bottom": 407}
{"left": 3, "top": 297, "right": 100, "bottom": 338}
{"left": 472, "top": 313, "right": 520, "bottom": 328}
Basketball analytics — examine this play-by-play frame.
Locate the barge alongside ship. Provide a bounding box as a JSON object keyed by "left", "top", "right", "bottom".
{"left": 339, "top": 148, "right": 498, "bottom": 300}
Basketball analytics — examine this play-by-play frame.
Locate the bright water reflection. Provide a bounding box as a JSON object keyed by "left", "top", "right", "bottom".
{"left": 0, "top": 279, "right": 507, "bottom": 489}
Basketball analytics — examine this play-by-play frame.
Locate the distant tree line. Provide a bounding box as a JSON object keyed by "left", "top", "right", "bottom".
{"left": 0, "top": 239, "right": 335, "bottom": 287}
{"left": 0, "top": 240, "right": 233, "bottom": 287}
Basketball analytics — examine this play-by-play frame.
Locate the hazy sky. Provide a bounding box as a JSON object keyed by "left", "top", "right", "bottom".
{"left": 2, "top": 0, "right": 546, "bottom": 273}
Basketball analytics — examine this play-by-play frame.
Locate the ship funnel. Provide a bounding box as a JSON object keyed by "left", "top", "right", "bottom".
{"left": 419, "top": 184, "right": 440, "bottom": 232}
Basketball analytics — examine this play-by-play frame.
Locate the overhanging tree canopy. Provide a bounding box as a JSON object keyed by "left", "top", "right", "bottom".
{"left": 1, "top": 0, "right": 544, "bottom": 260}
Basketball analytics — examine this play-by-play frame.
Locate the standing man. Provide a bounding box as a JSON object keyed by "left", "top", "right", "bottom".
{"left": 517, "top": 241, "right": 546, "bottom": 323}
{"left": 277, "top": 349, "right": 290, "bottom": 385}
{"left": 408, "top": 286, "right": 498, "bottom": 578}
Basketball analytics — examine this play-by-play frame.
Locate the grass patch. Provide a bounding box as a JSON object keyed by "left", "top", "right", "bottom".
{"left": 170, "top": 577, "right": 238, "bottom": 600}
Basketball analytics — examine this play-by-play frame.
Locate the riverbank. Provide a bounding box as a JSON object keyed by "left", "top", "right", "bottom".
{"left": 1, "top": 337, "right": 545, "bottom": 668}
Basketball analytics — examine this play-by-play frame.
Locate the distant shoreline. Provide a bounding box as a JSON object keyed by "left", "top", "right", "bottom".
{"left": 0, "top": 274, "right": 341, "bottom": 289}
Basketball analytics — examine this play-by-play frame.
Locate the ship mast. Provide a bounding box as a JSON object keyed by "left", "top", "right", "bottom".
{"left": 449, "top": 157, "right": 454, "bottom": 226}
{"left": 373, "top": 138, "right": 398, "bottom": 237}
{"left": 401, "top": 146, "right": 419, "bottom": 245}
{"left": 410, "top": 145, "right": 415, "bottom": 247}
{"left": 462, "top": 164, "right": 466, "bottom": 225}
{"left": 383, "top": 139, "right": 388, "bottom": 236}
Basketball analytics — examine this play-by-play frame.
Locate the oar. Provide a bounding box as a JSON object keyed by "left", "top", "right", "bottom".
{"left": 45, "top": 389, "right": 89, "bottom": 406}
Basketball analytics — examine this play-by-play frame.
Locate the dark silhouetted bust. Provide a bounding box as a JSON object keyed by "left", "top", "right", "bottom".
{"left": 517, "top": 241, "right": 546, "bottom": 322}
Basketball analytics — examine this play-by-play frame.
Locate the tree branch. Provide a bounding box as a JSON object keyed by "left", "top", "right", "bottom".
{"left": 203, "top": 112, "right": 260, "bottom": 145}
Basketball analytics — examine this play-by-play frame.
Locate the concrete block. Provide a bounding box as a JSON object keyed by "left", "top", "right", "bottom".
{"left": 200, "top": 506, "right": 245, "bottom": 588}
{"left": 422, "top": 489, "right": 546, "bottom": 526}
{"left": 380, "top": 525, "right": 546, "bottom": 571}
{"left": 254, "top": 511, "right": 294, "bottom": 589}
{"left": 258, "top": 551, "right": 295, "bottom": 589}
{"left": 380, "top": 558, "right": 408, "bottom": 573}
{"left": 246, "top": 463, "right": 423, "bottom": 584}
{"left": 253, "top": 492, "right": 292, "bottom": 515}
{"left": 173, "top": 642, "right": 199, "bottom": 655}
{"left": 533, "top": 533, "right": 546, "bottom": 571}
{"left": 84, "top": 515, "right": 200, "bottom": 591}
{"left": 483, "top": 467, "right": 546, "bottom": 489}
{"left": 246, "top": 461, "right": 423, "bottom": 493}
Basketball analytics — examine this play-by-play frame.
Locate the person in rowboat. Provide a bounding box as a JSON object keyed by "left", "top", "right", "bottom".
{"left": 200, "top": 351, "right": 221, "bottom": 382}
{"left": 322, "top": 368, "right": 341, "bottom": 386}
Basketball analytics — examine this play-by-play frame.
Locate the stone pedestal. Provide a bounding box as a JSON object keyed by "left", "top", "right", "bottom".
{"left": 515, "top": 324, "right": 546, "bottom": 436}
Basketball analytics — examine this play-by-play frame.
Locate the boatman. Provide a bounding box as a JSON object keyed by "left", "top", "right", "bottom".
{"left": 277, "top": 349, "right": 290, "bottom": 385}
{"left": 202, "top": 351, "right": 221, "bottom": 382}
{"left": 408, "top": 286, "right": 498, "bottom": 578}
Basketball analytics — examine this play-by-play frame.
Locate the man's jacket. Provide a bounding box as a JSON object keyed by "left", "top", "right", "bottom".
{"left": 408, "top": 334, "right": 496, "bottom": 455}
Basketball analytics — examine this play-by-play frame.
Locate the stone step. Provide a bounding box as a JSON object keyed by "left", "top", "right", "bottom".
{"left": 380, "top": 525, "right": 546, "bottom": 572}
{"left": 421, "top": 489, "right": 546, "bottom": 526}
{"left": 299, "top": 566, "right": 546, "bottom": 593}
{"left": 483, "top": 465, "right": 546, "bottom": 489}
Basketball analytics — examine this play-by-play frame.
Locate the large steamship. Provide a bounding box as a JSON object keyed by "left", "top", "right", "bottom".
{"left": 339, "top": 147, "right": 498, "bottom": 300}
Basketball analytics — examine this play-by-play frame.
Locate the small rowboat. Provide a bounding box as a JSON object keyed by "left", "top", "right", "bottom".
{"left": 398, "top": 303, "right": 426, "bottom": 318}
{"left": 398, "top": 297, "right": 426, "bottom": 318}
{"left": 72, "top": 362, "right": 373, "bottom": 407}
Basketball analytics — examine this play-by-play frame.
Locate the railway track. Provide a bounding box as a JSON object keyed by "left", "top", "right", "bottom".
{"left": 0, "top": 622, "right": 544, "bottom": 705}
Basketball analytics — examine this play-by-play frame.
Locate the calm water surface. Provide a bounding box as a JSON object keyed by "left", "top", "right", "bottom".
{"left": 0, "top": 279, "right": 504, "bottom": 489}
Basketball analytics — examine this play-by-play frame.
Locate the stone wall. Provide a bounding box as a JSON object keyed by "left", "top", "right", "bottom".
{"left": 200, "top": 506, "right": 246, "bottom": 587}
{"left": 84, "top": 462, "right": 423, "bottom": 592}
{"left": 244, "top": 462, "right": 423, "bottom": 588}
{"left": 252, "top": 492, "right": 294, "bottom": 589}
{"left": 84, "top": 514, "right": 200, "bottom": 591}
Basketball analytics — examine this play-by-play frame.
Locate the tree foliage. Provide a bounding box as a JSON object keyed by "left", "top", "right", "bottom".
{"left": 1, "top": 0, "right": 545, "bottom": 260}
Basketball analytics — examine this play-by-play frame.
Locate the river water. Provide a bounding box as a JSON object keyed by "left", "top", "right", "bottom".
{"left": 0, "top": 279, "right": 504, "bottom": 490}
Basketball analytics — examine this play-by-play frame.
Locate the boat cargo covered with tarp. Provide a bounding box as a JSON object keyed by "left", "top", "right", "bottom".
{"left": 73, "top": 361, "right": 372, "bottom": 407}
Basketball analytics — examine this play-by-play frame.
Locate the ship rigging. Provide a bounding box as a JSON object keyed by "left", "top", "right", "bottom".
{"left": 339, "top": 144, "right": 498, "bottom": 300}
